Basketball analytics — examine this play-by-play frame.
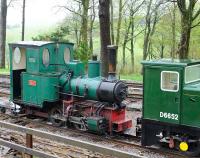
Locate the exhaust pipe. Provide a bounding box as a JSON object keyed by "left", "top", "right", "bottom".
{"left": 107, "top": 45, "right": 118, "bottom": 80}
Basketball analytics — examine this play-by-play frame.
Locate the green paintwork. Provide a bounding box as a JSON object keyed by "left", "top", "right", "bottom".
{"left": 57, "top": 43, "right": 74, "bottom": 72}
{"left": 22, "top": 72, "right": 59, "bottom": 108}
{"left": 67, "top": 61, "right": 85, "bottom": 77}
{"left": 142, "top": 59, "right": 200, "bottom": 127}
{"left": 26, "top": 48, "right": 40, "bottom": 73}
{"left": 143, "top": 66, "right": 182, "bottom": 124}
{"left": 39, "top": 44, "right": 57, "bottom": 72}
{"left": 87, "top": 117, "right": 107, "bottom": 133}
{"left": 26, "top": 44, "right": 57, "bottom": 73}
{"left": 87, "top": 118, "right": 99, "bottom": 132}
{"left": 9, "top": 41, "right": 74, "bottom": 105}
{"left": 182, "top": 83, "right": 200, "bottom": 127}
{"left": 59, "top": 60, "right": 102, "bottom": 101}
{"left": 88, "top": 60, "right": 100, "bottom": 78}
{"left": 70, "top": 77, "right": 101, "bottom": 100}
{"left": 57, "top": 43, "right": 74, "bottom": 62}
{"left": 60, "top": 74, "right": 101, "bottom": 100}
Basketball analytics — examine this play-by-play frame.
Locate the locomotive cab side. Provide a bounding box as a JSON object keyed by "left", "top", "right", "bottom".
{"left": 142, "top": 59, "right": 200, "bottom": 156}
{"left": 9, "top": 41, "right": 74, "bottom": 107}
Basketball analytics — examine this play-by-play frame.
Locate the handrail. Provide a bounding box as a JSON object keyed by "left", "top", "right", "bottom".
{"left": 0, "top": 120, "right": 144, "bottom": 158}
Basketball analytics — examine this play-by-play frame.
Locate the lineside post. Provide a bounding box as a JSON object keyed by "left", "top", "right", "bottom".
{"left": 25, "top": 134, "right": 33, "bottom": 158}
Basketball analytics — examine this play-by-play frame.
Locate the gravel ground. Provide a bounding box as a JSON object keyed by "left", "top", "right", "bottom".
{"left": 0, "top": 97, "right": 187, "bottom": 158}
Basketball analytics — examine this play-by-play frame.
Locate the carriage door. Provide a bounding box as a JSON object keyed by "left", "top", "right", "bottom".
{"left": 159, "top": 68, "right": 181, "bottom": 124}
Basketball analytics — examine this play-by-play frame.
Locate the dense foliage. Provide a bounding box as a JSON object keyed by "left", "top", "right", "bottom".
{"left": 32, "top": 26, "right": 69, "bottom": 42}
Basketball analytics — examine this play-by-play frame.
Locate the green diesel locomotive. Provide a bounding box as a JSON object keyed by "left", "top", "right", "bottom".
{"left": 141, "top": 59, "right": 200, "bottom": 156}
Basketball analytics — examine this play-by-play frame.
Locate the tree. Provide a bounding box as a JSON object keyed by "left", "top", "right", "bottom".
{"left": 110, "top": 0, "right": 114, "bottom": 44}
{"left": 21, "top": 0, "right": 25, "bottom": 41}
{"left": 59, "top": 0, "right": 90, "bottom": 46}
{"left": 89, "top": 0, "right": 97, "bottom": 53}
{"left": 0, "top": 0, "right": 7, "bottom": 68}
{"left": 171, "top": 1, "right": 176, "bottom": 59}
{"left": 122, "top": 0, "right": 144, "bottom": 71}
{"left": 176, "top": 0, "right": 200, "bottom": 59}
{"left": 122, "top": 18, "right": 131, "bottom": 68}
{"left": 58, "top": 0, "right": 93, "bottom": 62}
{"left": 80, "top": 0, "right": 89, "bottom": 46}
{"left": 66, "top": 7, "right": 82, "bottom": 46}
{"left": 143, "top": 0, "right": 166, "bottom": 60}
{"left": 99, "top": 0, "right": 111, "bottom": 77}
{"left": 115, "top": 0, "right": 123, "bottom": 46}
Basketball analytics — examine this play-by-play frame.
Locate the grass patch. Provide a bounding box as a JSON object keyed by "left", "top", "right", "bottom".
{"left": 120, "top": 73, "right": 143, "bottom": 82}
{"left": 0, "top": 68, "right": 9, "bottom": 74}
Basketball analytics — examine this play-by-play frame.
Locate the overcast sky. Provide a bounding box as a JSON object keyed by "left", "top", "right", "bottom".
{"left": 7, "top": 0, "right": 67, "bottom": 27}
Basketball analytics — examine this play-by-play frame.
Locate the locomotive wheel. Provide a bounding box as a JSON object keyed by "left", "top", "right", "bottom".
{"left": 73, "top": 120, "right": 87, "bottom": 131}
{"left": 0, "top": 107, "right": 6, "bottom": 113}
{"left": 50, "top": 107, "right": 63, "bottom": 127}
{"left": 74, "top": 124, "right": 86, "bottom": 131}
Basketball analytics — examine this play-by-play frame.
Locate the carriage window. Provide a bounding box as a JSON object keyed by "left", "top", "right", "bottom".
{"left": 42, "top": 48, "right": 50, "bottom": 67}
{"left": 64, "top": 48, "right": 70, "bottom": 64}
{"left": 161, "top": 71, "right": 179, "bottom": 92}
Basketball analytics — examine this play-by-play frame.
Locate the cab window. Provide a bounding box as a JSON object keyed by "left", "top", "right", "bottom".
{"left": 185, "top": 64, "right": 200, "bottom": 84}
{"left": 42, "top": 48, "right": 50, "bottom": 67}
{"left": 161, "top": 71, "right": 179, "bottom": 92}
{"left": 64, "top": 48, "right": 70, "bottom": 64}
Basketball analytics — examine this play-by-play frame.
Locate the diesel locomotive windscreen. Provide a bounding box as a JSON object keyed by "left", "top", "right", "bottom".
{"left": 185, "top": 64, "right": 200, "bottom": 83}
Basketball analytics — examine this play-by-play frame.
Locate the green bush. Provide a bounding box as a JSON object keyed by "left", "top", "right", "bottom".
{"left": 74, "top": 42, "right": 92, "bottom": 64}
{"left": 32, "top": 26, "right": 69, "bottom": 42}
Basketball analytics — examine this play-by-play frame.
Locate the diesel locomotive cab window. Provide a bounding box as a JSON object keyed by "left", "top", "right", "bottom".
{"left": 161, "top": 71, "right": 179, "bottom": 92}
{"left": 185, "top": 64, "right": 200, "bottom": 83}
{"left": 42, "top": 48, "right": 50, "bottom": 67}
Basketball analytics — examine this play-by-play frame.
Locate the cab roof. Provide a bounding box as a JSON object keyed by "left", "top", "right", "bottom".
{"left": 9, "top": 41, "right": 54, "bottom": 48}
{"left": 9, "top": 41, "right": 74, "bottom": 48}
{"left": 142, "top": 59, "right": 200, "bottom": 67}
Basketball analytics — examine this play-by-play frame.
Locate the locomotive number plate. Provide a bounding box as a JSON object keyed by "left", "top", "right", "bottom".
{"left": 28, "top": 80, "right": 37, "bottom": 86}
{"left": 160, "top": 112, "right": 178, "bottom": 120}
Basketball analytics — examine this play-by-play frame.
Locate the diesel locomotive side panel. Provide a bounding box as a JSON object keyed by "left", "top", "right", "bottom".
{"left": 143, "top": 64, "right": 183, "bottom": 124}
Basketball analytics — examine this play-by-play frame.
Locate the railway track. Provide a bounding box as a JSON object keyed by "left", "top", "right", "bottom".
{"left": 0, "top": 112, "right": 187, "bottom": 158}
{"left": 0, "top": 74, "right": 186, "bottom": 157}
{"left": 0, "top": 115, "right": 112, "bottom": 158}
{"left": 0, "top": 74, "right": 10, "bottom": 79}
{"left": 0, "top": 74, "right": 143, "bottom": 100}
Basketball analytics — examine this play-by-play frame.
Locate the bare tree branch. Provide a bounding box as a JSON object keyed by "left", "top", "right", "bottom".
{"left": 7, "top": 0, "right": 19, "bottom": 8}
{"left": 57, "top": 5, "right": 82, "bottom": 16}
{"left": 191, "top": 20, "right": 200, "bottom": 28}
{"left": 193, "top": 9, "right": 200, "bottom": 20}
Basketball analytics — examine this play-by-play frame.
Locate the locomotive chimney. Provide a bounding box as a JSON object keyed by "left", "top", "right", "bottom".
{"left": 92, "top": 55, "right": 97, "bottom": 61}
{"left": 107, "top": 45, "right": 118, "bottom": 80}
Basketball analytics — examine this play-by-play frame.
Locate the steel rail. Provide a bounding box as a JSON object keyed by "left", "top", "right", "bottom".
{"left": 0, "top": 120, "right": 145, "bottom": 158}
{"left": 0, "top": 139, "right": 58, "bottom": 158}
